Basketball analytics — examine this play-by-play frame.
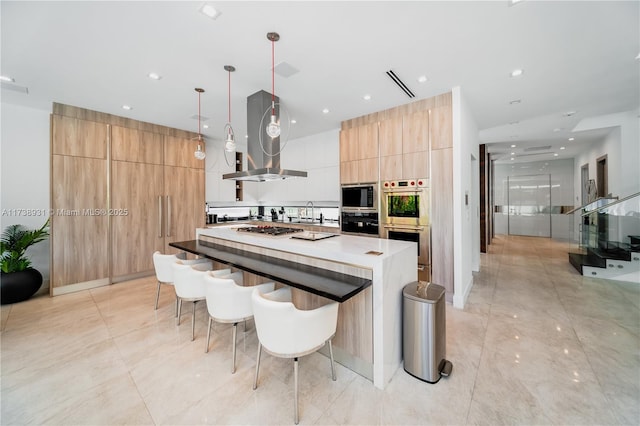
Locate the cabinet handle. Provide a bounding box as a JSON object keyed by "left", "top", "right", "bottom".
{"left": 158, "top": 196, "right": 163, "bottom": 238}
{"left": 383, "top": 225, "right": 425, "bottom": 231}
{"left": 166, "top": 195, "right": 171, "bottom": 237}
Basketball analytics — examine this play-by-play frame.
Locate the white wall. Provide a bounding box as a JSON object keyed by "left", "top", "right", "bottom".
{"left": 242, "top": 129, "right": 340, "bottom": 203}
{"left": 0, "top": 102, "right": 51, "bottom": 280}
{"left": 573, "top": 109, "right": 640, "bottom": 200}
{"left": 452, "top": 86, "right": 480, "bottom": 309}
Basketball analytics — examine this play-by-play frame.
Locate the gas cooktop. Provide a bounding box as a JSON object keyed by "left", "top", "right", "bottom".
{"left": 236, "top": 226, "right": 304, "bottom": 236}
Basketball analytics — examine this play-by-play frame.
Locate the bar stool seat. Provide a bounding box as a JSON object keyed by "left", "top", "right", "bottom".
{"left": 251, "top": 286, "right": 339, "bottom": 424}
{"left": 204, "top": 271, "right": 275, "bottom": 373}
{"left": 172, "top": 260, "right": 229, "bottom": 341}
{"left": 151, "top": 251, "right": 210, "bottom": 313}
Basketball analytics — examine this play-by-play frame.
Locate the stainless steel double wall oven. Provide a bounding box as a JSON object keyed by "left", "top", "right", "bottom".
{"left": 381, "top": 178, "right": 431, "bottom": 282}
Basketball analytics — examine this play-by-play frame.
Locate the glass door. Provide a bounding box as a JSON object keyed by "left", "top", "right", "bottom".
{"left": 508, "top": 174, "right": 551, "bottom": 237}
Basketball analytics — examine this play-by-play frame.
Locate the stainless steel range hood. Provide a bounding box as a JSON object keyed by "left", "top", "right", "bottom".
{"left": 223, "top": 90, "right": 307, "bottom": 182}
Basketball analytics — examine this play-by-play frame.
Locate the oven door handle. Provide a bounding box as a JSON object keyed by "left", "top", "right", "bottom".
{"left": 383, "top": 225, "right": 425, "bottom": 232}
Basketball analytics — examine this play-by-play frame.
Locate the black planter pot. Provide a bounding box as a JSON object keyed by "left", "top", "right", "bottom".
{"left": 1, "top": 268, "right": 43, "bottom": 305}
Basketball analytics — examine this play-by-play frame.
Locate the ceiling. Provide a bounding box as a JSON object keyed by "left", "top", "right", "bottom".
{"left": 2, "top": 1, "right": 638, "bottom": 163}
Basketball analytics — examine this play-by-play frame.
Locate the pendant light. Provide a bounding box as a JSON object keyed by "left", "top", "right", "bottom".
{"left": 266, "top": 32, "right": 280, "bottom": 138}
{"left": 193, "top": 87, "right": 206, "bottom": 160}
{"left": 259, "top": 31, "right": 291, "bottom": 156}
{"left": 223, "top": 65, "right": 236, "bottom": 153}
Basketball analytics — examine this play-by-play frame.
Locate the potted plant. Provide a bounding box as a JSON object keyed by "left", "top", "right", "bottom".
{"left": 1, "top": 219, "right": 50, "bottom": 304}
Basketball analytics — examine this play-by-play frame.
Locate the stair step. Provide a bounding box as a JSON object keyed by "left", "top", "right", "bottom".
{"left": 588, "top": 247, "right": 631, "bottom": 262}
{"left": 569, "top": 252, "right": 605, "bottom": 274}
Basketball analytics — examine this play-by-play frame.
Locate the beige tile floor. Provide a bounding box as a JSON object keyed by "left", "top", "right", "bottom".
{"left": 1, "top": 235, "right": 639, "bottom": 425}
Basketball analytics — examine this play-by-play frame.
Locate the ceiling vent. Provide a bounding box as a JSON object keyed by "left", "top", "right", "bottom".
{"left": 274, "top": 61, "right": 299, "bottom": 78}
{"left": 524, "top": 145, "right": 552, "bottom": 152}
{"left": 386, "top": 70, "right": 415, "bottom": 98}
{"left": 1, "top": 82, "right": 29, "bottom": 94}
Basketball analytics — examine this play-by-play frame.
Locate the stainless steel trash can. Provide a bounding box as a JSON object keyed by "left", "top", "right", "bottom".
{"left": 403, "top": 281, "right": 452, "bottom": 383}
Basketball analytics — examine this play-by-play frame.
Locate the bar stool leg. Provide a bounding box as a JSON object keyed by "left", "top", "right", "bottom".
{"left": 205, "top": 317, "right": 213, "bottom": 353}
{"left": 328, "top": 339, "right": 337, "bottom": 381}
{"left": 232, "top": 322, "right": 238, "bottom": 374}
{"left": 191, "top": 302, "right": 196, "bottom": 341}
{"left": 253, "top": 343, "right": 262, "bottom": 390}
{"left": 294, "top": 357, "right": 299, "bottom": 425}
{"left": 154, "top": 282, "right": 161, "bottom": 310}
{"left": 176, "top": 298, "right": 182, "bottom": 326}
{"left": 175, "top": 296, "right": 179, "bottom": 318}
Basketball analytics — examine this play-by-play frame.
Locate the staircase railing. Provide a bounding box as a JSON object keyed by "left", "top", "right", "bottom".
{"left": 580, "top": 192, "right": 640, "bottom": 257}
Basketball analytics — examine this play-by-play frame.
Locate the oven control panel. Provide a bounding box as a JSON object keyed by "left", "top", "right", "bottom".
{"left": 382, "top": 178, "right": 428, "bottom": 190}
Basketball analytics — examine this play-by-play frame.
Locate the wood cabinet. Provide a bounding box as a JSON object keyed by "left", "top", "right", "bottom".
{"left": 340, "top": 123, "right": 379, "bottom": 184}
{"left": 164, "top": 135, "right": 205, "bottom": 169}
{"left": 111, "top": 160, "right": 164, "bottom": 278}
{"left": 51, "top": 116, "right": 109, "bottom": 292}
{"left": 379, "top": 111, "right": 429, "bottom": 181}
{"left": 401, "top": 110, "right": 429, "bottom": 180}
{"left": 52, "top": 115, "right": 107, "bottom": 159}
{"left": 429, "top": 102, "right": 453, "bottom": 298}
{"left": 51, "top": 107, "right": 205, "bottom": 295}
{"left": 51, "top": 154, "right": 109, "bottom": 289}
{"left": 379, "top": 116, "right": 402, "bottom": 181}
{"left": 431, "top": 147, "right": 453, "bottom": 294}
{"left": 164, "top": 166, "right": 205, "bottom": 254}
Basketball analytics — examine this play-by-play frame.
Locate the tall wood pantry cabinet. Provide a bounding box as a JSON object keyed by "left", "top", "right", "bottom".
{"left": 50, "top": 106, "right": 204, "bottom": 296}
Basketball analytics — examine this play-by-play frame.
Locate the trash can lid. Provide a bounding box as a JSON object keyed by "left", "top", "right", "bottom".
{"left": 403, "top": 281, "right": 445, "bottom": 303}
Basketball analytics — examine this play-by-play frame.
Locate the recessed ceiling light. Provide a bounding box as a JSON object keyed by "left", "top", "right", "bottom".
{"left": 560, "top": 146, "right": 565, "bottom": 150}
{"left": 510, "top": 157, "right": 515, "bottom": 161}
{"left": 511, "top": 152, "right": 515, "bottom": 155}
{"left": 291, "top": 119, "right": 297, "bottom": 124}
{"left": 568, "top": 137, "right": 575, "bottom": 141}
{"left": 322, "top": 108, "right": 329, "bottom": 114}
{"left": 148, "top": 72, "right": 162, "bottom": 80}
{"left": 636, "top": 53, "right": 640, "bottom": 60}
{"left": 122, "top": 105, "right": 132, "bottom": 110}
{"left": 554, "top": 153, "right": 559, "bottom": 157}
{"left": 417, "top": 75, "right": 428, "bottom": 83}
{"left": 363, "top": 94, "right": 371, "bottom": 101}
{"left": 511, "top": 144, "right": 516, "bottom": 148}
{"left": 199, "top": 3, "right": 221, "bottom": 19}
{"left": 510, "top": 69, "right": 524, "bottom": 78}
{"left": 510, "top": 0, "right": 524, "bottom": 5}
{"left": 509, "top": 99, "right": 521, "bottom": 105}
{"left": 202, "top": 124, "right": 209, "bottom": 129}
{"left": 0, "top": 75, "right": 15, "bottom": 82}
{"left": 245, "top": 135, "right": 248, "bottom": 139}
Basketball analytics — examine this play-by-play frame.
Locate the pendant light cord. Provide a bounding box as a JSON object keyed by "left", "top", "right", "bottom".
{"left": 198, "top": 90, "right": 201, "bottom": 140}
{"left": 271, "top": 38, "right": 275, "bottom": 115}
{"left": 228, "top": 70, "right": 232, "bottom": 130}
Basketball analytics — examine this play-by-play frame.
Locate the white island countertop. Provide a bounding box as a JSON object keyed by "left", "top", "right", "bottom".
{"left": 196, "top": 224, "right": 415, "bottom": 269}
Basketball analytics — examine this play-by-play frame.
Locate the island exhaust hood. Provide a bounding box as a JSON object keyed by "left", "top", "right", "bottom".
{"left": 223, "top": 90, "right": 307, "bottom": 182}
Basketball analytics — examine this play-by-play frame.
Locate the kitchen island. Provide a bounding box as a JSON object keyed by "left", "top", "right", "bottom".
{"left": 182, "top": 225, "right": 417, "bottom": 389}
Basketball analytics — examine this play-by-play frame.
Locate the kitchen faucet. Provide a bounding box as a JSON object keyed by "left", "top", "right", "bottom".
{"left": 305, "top": 201, "right": 314, "bottom": 223}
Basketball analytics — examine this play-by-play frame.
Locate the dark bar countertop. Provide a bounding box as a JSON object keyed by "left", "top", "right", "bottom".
{"left": 169, "top": 239, "right": 371, "bottom": 303}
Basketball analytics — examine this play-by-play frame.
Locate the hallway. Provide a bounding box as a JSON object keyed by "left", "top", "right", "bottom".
{"left": 1, "top": 235, "right": 638, "bottom": 424}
